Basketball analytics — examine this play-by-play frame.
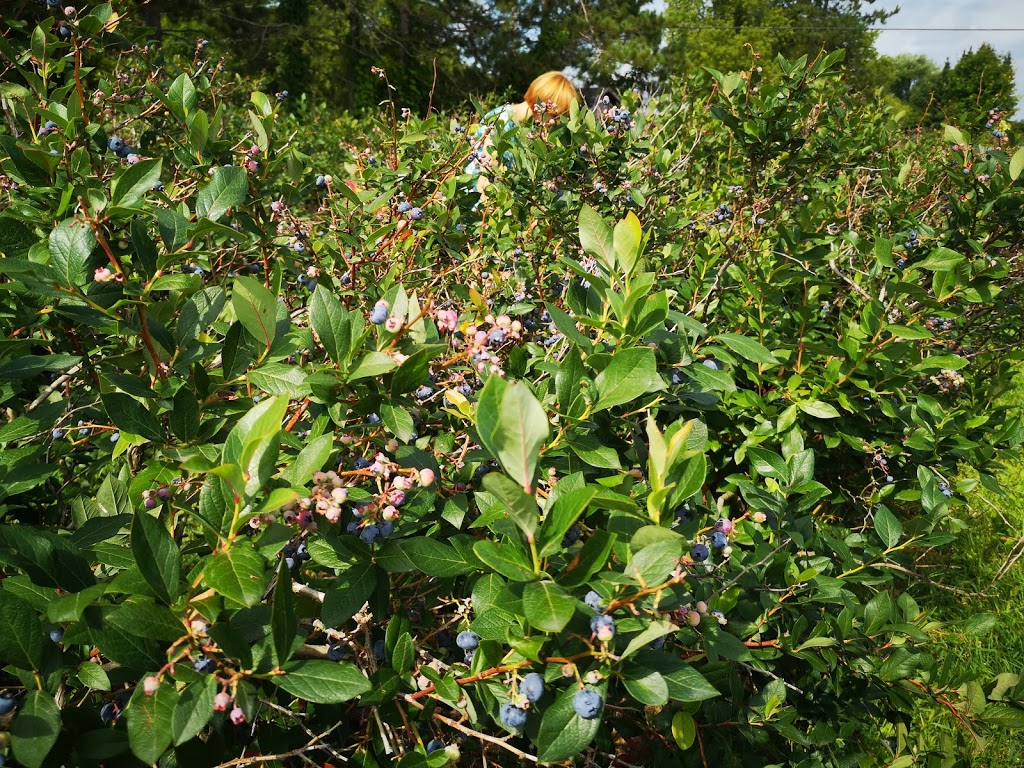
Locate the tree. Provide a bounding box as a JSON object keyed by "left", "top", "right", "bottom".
{"left": 935, "top": 43, "right": 1018, "bottom": 125}
{"left": 662, "top": 0, "right": 894, "bottom": 84}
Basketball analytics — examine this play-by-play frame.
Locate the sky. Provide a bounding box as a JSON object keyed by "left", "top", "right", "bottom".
{"left": 872, "top": 0, "right": 1024, "bottom": 112}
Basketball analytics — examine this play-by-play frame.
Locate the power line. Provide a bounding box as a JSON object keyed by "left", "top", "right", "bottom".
{"left": 663, "top": 25, "right": 1024, "bottom": 32}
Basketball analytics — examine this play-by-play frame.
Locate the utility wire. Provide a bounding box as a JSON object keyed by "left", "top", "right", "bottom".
{"left": 662, "top": 25, "right": 1024, "bottom": 31}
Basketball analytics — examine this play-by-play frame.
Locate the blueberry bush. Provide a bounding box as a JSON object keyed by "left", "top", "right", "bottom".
{"left": 2, "top": 5, "right": 1024, "bottom": 767}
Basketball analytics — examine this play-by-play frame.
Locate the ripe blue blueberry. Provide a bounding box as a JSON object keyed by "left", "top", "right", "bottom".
{"left": 456, "top": 630, "right": 480, "bottom": 650}
{"left": 153, "top": 181, "right": 165, "bottom": 192}
{"left": 702, "top": 358, "right": 721, "bottom": 370}
{"left": 691, "top": 543, "right": 710, "bottom": 562}
{"left": 408, "top": 207, "right": 424, "bottom": 220}
{"left": 648, "top": 635, "right": 667, "bottom": 650}
{"left": 367, "top": 413, "right": 381, "bottom": 425}
{"left": 43, "top": 120, "right": 58, "bottom": 131}
{"left": 193, "top": 656, "right": 216, "bottom": 674}
{"left": 326, "top": 643, "right": 348, "bottom": 661}
{"left": 520, "top": 672, "right": 545, "bottom": 702}
{"left": 710, "top": 531, "right": 728, "bottom": 549}
{"left": 315, "top": 174, "right": 327, "bottom": 188}
{"left": 0, "top": 694, "right": 16, "bottom": 716}
{"left": 49, "top": 626, "right": 65, "bottom": 643}
{"left": 57, "top": 22, "right": 72, "bottom": 38}
{"left": 359, "top": 524, "right": 381, "bottom": 545}
{"left": 488, "top": 329, "right": 506, "bottom": 344}
{"left": 378, "top": 520, "right": 394, "bottom": 538}
{"left": 292, "top": 241, "right": 305, "bottom": 253}
{"left": 572, "top": 688, "right": 603, "bottom": 719}
{"left": 369, "top": 302, "right": 389, "bottom": 324}
{"left": 99, "top": 701, "right": 119, "bottom": 723}
{"left": 415, "top": 386, "right": 433, "bottom": 399}
{"left": 397, "top": 201, "right": 412, "bottom": 213}
{"left": 353, "top": 457, "right": 371, "bottom": 470}
{"left": 584, "top": 590, "right": 605, "bottom": 613}
{"left": 500, "top": 702, "right": 528, "bottom": 729}
{"left": 426, "top": 739, "right": 445, "bottom": 753}
{"left": 107, "top": 136, "right": 125, "bottom": 153}
{"left": 52, "top": 428, "right": 65, "bottom": 439}
{"left": 372, "top": 639, "right": 386, "bottom": 660}
{"left": 561, "top": 522, "right": 581, "bottom": 548}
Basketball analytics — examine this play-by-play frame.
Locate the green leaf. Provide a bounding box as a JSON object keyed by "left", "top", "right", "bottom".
{"left": 281, "top": 434, "right": 334, "bottom": 487}
{"left": 204, "top": 546, "right": 268, "bottom": 607}
{"left": 172, "top": 676, "right": 217, "bottom": 746}
{"left": 271, "top": 559, "right": 297, "bottom": 666}
{"left": 309, "top": 287, "right": 352, "bottom": 366}
{"left": 798, "top": 400, "right": 841, "bottom": 419}
{"left": 594, "top": 348, "right": 665, "bottom": 412}
{"left": 623, "top": 667, "right": 669, "bottom": 705}
{"left": 916, "top": 247, "right": 964, "bottom": 272}
{"left": 621, "top": 620, "right": 676, "bottom": 660}
{"left": 248, "top": 363, "right": 309, "bottom": 396}
{"left": 101, "top": 393, "right": 164, "bottom": 443}
{"left": 196, "top": 474, "right": 237, "bottom": 542}
{"left": 523, "top": 580, "right": 576, "bottom": 632}
{"left": 715, "top": 333, "right": 779, "bottom": 365}
{"left": 546, "top": 304, "right": 594, "bottom": 353}
{"left": 399, "top": 538, "right": 479, "bottom": 578}
{"left": 196, "top": 165, "right": 247, "bottom": 221}
{"left": 625, "top": 540, "right": 681, "bottom": 586}
{"left": 943, "top": 124, "right": 965, "bottom": 146}
{"left": 1010, "top": 147, "right": 1024, "bottom": 182}
{"left": 274, "top": 660, "right": 372, "bottom": 703}
{"left": 558, "top": 530, "right": 616, "bottom": 588}
{"left": 472, "top": 540, "right": 536, "bottom": 581}
{"left": 130, "top": 511, "right": 181, "bottom": 604}
{"left": 579, "top": 205, "right": 614, "bottom": 271}
{"left": 49, "top": 218, "right": 96, "bottom": 288}
{"left": 0, "top": 590, "right": 45, "bottom": 670}
{"left": 614, "top": 211, "right": 643, "bottom": 277}
{"left": 874, "top": 506, "right": 902, "bottom": 548}
{"left": 672, "top": 711, "right": 696, "bottom": 750}
{"left": 380, "top": 402, "right": 415, "bottom": 442}
{"left": 77, "top": 661, "right": 111, "bottom": 691}
{"left": 232, "top": 275, "right": 277, "bottom": 350}
{"left": 11, "top": 690, "right": 61, "bottom": 768}
{"left": 535, "top": 684, "right": 604, "bottom": 762}
{"left": 110, "top": 158, "right": 162, "bottom": 208}
{"left": 347, "top": 351, "right": 398, "bottom": 381}
{"left": 634, "top": 650, "right": 720, "bottom": 702}
{"left": 482, "top": 472, "right": 539, "bottom": 540}
{"left": 127, "top": 683, "right": 176, "bottom": 764}
{"left": 169, "top": 386, "right": 201, "bottom": 442}
{"left": 490, "top": 381, "right": 548, "bottom": 493}
{"left": 538, "top": 486, "right": 596, "bottom": 557}
{"left": 322, "top": 562, "right": 377, "bottom": 626}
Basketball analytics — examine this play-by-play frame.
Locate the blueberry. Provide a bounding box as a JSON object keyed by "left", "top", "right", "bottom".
{"left": 520, "top": 672, "right": 545, "bottom": 703}
{"left": 49, "top": 626, "right": 64, "bottom": 643}
{"left": 367, "top": 413, "right": 381, "bottom": 425}
{"left": 378, "top": 520, "right": 394, "bottom": 538}
{"left": 649, "top": 635, "right": 667, "bottom": 650}
{"left": 354, "top": 457, "right": 371, "bottom": 470}
{"left": 701, "top": 358, "right": 721, "bottom": 370}
{"left": 43, "top": 120, "right": 58, "bottom": 131}
{"left": 107, "top": 136, "right": 124, "bottom": 153}
{"left": 293, "top": 241, "right": 305, "bottom": 253}
{"left": 590, "top": 614, "right": 615, "bottom": 640}
{"left": 474, "top": 464, "right": 492, "bottom": 479}
{"left": 572, "top": 688, "right": 603, "bottom": 719}
{"left": 285, "top": 556, "right": 297, "bottom": 570}
{"left": 488, "top": 329, "right": 506, "bottom": 344}
{"left": 153, "top": 181, "right": 165, "bottom": 192}
{"left": 369, "top": 302, "right": 388, "bottom": 325}
{"left": 372, "top": 639, "right": 386, "bottom": 660}
{"left": 584, "top": 590, "right": 604, "bottom": 613}
{"left": 296, "top": 542, "right": 309, "bottom": 560}
{"left": 0, "top": 694, "right": 16, "bottom": 716}
{"left": 710, "top": 531, "right": 728, "bottom": 549}
{"left": 326, "top": 643, "right": 348, "bottom": 661}
{"left": 426, "top": 738, "right": 445, "bottom": 753}
{"left": 193, "top": 656, "right": 216, "bottom": 674}
{"left": 561, "top": 523, "right": 581, "bottom": 548}
{"left": 500, "top": 702, "right": 528, "bottom": 729}
{"left": 408, "top": 207, "right": 424, "bottom": 220}
{"left": 463, "top": 649, "right": 475, "bottom": 664}
{"left": 415, "top": 386, "right": 433, "bottom": 400}
{"left": 674, "top": 505, "right": 691, "bottom": 525}
{"left": 315, "top": 174, "right": 327, "bottom": 188}
{"left": 99, "top": 701, "right": 119, "bottom": 723}
{"left": 115, "top": 142, "right": 133, "bottom": 159}
{"left": 691, "top": 543, "right": 710, "bottom": 562}
{"left": 52, "top": 428, "right": 65, "bottom": 439}
{"left": 397, "top": 201, "right": 412, "bottom": 213}
{"left": 456, "top": 630, "right": 479, "bottom": 650}
{"left": 359, "top": 524, "right": 381, "bottom": 545}
{"left": 47, "top": 0, "right": 62, "bottom": 7}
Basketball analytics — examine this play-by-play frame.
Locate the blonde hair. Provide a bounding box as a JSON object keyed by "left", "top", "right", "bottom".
{"left": 523, "top": 72, "right": 579, "bottom": 119}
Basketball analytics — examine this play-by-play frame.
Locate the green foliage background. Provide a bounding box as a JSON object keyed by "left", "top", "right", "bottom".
{"left": 1, "top": 3, "right": 1024, "bottom": 767}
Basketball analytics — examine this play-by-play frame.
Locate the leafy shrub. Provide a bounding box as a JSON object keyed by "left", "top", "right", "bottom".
{"left": 1, "top": 5, "right": 1024, "bottom": 767}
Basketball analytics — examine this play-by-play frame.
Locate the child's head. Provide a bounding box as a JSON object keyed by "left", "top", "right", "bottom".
{"left": 523, "top": 72, "right": 579, "bottom": 119}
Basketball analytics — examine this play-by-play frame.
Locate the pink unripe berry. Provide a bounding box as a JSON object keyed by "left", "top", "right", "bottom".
{"left": 752, "top": 511, "right": 767, "bottom": 524}
{"left": 419, "top": 468, "right": 435, "bottom": 487}
{"left": 392, "top": 476, "right": 412, "bottom": 491}
{"left": 714, "top": 518, "right": 734, "bottom": 535}
{"left": 230, "top": 706, "right": 246, "bottom": 725}
{"left": 213, "top": 692, "right": 232, "bottom": 712}
{"left": 385, "top": 316, "right": 402, "bottom": 333}
{"left": 331, "top": 487, "right": 348, "bottom": 503}
{"left": 157, "top": 487, "right": 172, "bottom": 500}
{"left": 249, "top": 145, "right": 260, "bottom": 155}
{"left": 694, "top": 601, "right": 708, "bottom": 614}
{"left": 142, "top": 676, "right": 160, "bottom": 695}
{"left": 382, "top": 505, "right": 399, "bottom": 522}
{"left": 144, "top": 496, "right": 158, "bottom": 509}
{"left": 686, "top": 611, "right": 701, "bottom": 627}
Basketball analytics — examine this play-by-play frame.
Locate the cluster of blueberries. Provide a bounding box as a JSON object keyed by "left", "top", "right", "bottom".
{"left": 107, "top": 136, "right": 138, "bottom": 162}
{"left": 708, "top": 202, "right": 734, "bottom": 225}
{"left": 281, "top": 540, "right": 311, "bottom": 570}
{"left": 925, "top": 316, "right": 955, "bottom": 332}
{"left": 904, "top": 228, "right": 920, "bottom": 251}
{"left": 396, "top": 201, "right": 425, "bottom": 220}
